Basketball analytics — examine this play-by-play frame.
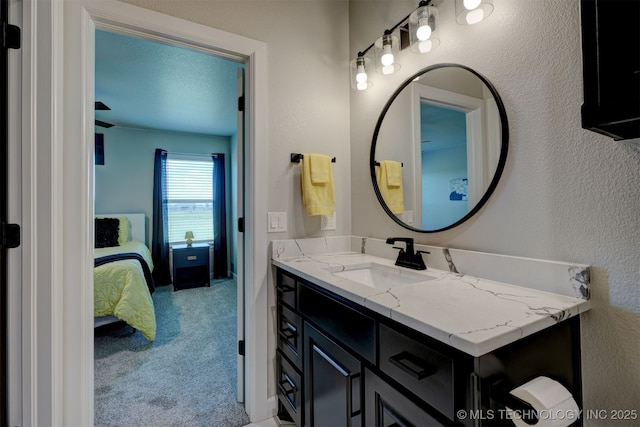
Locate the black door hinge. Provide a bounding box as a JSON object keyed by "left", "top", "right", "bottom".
{"left": 1, "top": 223, "right": 20, "bottom": 249}
{"left": 237, "top": 95, "right": 245, "bottom": 112}
{"left": 2, "top": 22, "right": 21, "bottom": 50}
{"left": 238, "top": 340, "right": 245, "bottom": 356}
{"left": 238, "top": 217, "right": 245, "bottom": 233}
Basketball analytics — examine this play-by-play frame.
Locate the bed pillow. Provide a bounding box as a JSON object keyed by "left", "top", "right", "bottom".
{"left": 117, "top": 217, "right": 131, "bottom": 244}
{"left": 95, "top": 218, "right": 120, "bottom": 248}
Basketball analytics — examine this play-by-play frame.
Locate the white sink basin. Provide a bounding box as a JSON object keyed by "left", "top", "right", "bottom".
{"left": 324, "top": 262, "right": 435, "bottom": 288}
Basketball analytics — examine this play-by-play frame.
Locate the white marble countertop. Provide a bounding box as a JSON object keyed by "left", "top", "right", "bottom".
{"left": 272, "top": 249, "right": 591, "bottom": 357}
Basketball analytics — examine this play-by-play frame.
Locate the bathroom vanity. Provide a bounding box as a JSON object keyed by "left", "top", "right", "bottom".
{"left": 272, "top": 237, "right": 591, "bottom": 427}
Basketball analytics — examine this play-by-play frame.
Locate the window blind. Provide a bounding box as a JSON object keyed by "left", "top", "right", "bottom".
{"left": 166, "top": 157, "right": 214, "bottom": 244}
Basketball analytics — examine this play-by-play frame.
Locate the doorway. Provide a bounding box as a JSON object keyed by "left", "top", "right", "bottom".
{"left": 50, "top": 2, "right": 270, "bottom": 425}
{"left": 93, "top": 28, "right": 246, "bottom": 422}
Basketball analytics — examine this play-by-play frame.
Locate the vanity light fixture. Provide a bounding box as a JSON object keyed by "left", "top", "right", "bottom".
{"left": 409, "top": 2, "right": 440, "bottom": 53}
{"left": 374, "top": 31, "right": 401, "bottom": 75}
{"left": 351, "top": 0, "right": 496, "bottom": 91}
{"left": 455, "top": 0, "right": 494, "bottom": 25}
{"left": 350, "top": 53, "right": 373, "bottom": 90}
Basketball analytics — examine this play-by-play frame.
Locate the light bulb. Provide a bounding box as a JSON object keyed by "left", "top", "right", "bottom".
{"left": 356, "top": 67, "right": 368, "bottom": 84}
{"left": 381, "top": 44, "right": 394, "bottom": 66}
{"left": 355, "top": 57, "right": 368, "bottom": 83}
{"left": 418, "top": 40, "right": 433, "bottom": 53}
{"left": 416, "top": 18, "right": 432, "bottom": 41}
{"left": 464, "top": 0, "right": 482, "bottom": 10}
{"left": 465, "top": 8, "right": 484, "bottom": 24}
{"left": 356, "top": 81, "right": 368, "bottom": 91}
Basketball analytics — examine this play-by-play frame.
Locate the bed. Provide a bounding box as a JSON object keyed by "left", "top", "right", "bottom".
{"left": 94, "top": 213, "right": 156, "bottom": 341}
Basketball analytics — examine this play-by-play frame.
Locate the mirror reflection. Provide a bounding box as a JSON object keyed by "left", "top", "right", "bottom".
{"left": 371, "top": 64, "right": 508, "bottom": 232}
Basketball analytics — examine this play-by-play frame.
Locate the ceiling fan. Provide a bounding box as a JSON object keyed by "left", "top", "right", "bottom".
{"left": 95, "top": 101, "right": 114, "bottom": 128}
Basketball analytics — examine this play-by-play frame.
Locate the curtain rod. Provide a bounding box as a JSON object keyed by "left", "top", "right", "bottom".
{"left": 168, "top": 151, "right": 221, "bottom": 158}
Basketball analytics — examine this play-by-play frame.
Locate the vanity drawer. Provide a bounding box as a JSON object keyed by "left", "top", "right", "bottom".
{"left": 276, "top": 349, "right": 303, "bottom": 427}
{"left": 276, "top": 269, "right": 297, "bottom": 309}
{"left": 278, "top": 303, "right": 303, "bottom": 370}
{"left": 299, "top": 282, "right": 376, "bottom": 364}
{"left": 379, "top": 322, "right": 455, "bottom": 421}
{"left": 173, "top": 245, "right": 209, "bottom": 268}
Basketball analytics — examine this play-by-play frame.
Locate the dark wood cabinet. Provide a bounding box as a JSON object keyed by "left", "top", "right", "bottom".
{"left": 276, "top": 269, "right": 304, "bottom": 424}
{"left": 365, "top": 368, "right": 445, "bottom": 427}
{"left": 274, "top": 267, "right": 582, "bottom": 427}
{"left": 172, "top": 244, "right": 210, "bottom": 291}
{"left": 277, "top": 349, "right": 304, "bottom": 426}
{"left": 304, "top": 322, "right": 363, "bottom": 427}
{"left": 580, "top": 0, "right": 640, "bottom": 140}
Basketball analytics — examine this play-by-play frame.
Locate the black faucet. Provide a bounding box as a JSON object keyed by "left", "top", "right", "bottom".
{"left": 385, "top": 237, "right": 430, "bottom": 270}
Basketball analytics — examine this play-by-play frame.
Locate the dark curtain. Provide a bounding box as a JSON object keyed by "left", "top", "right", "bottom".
{"left": 151, "top": 149, "right": 172, "bottom": 285}
{"left": 212, "top": 153, "right": 228, "bottom": 278}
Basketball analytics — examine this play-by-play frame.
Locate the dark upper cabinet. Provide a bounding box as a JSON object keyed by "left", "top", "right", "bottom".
{"left": 580, "top": 0, "right": 640, "bottom": 140}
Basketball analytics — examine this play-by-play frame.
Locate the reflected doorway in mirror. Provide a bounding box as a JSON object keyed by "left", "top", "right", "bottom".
{"left": 370, "top": 63, "right": 509, "bottom": 233}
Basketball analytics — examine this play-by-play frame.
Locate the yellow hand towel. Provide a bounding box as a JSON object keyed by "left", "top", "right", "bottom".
{"left": 385, "top": 160, "right": 402, "bottom": 187}
{"left": 376, "top": 160, "right": 404, "bottom": 214}
{"left": 310, "top": 153, "right": 331, "bottom": 184}
{"left": 301, "top": 154, "right": 335, "bottom": 216}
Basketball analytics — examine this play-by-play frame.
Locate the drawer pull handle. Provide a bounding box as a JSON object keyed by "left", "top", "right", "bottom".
{"left": 350, "top": 372, "right": 361, "bottom": 418}
{"left": 279, "top": 328, "right": 296, "bottom": 340}
{"left": 278, "top": 375, "right": 297, "bottom": 396}
{"left": 187, "top": 255, "right": 197, "bottom": 261}
{"left": 389, "top": 351, "right": 436, "bottom": 380}
{"left": 277, "top": 284, "right": 295, "bottom": 294}
{"left": 278, "top": 374, "right": 298, "bottom": 409}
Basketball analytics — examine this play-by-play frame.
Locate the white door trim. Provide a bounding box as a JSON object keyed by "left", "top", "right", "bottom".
{"left": 236, "top": 67, "right": 246, "bottom": 403}
{"left": 7, "top": 0, "right": 24, "bottom": 424}
{"left": 412, "top": 83, "right": 484, "bottom": 228}
{"left": 41, "top": 1, "right": 270, "bottom": 425}
{"left": 15, "top": 0, "right": 66, "bottom": 425}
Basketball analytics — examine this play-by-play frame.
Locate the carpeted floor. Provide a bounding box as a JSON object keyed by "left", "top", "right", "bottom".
{"left": 94, "top": 278, "right": 250, "bottom": 427}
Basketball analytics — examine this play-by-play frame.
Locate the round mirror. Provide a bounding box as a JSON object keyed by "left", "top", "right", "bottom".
{"left": 370, "top": 63, "right": 508, "bottom": 233}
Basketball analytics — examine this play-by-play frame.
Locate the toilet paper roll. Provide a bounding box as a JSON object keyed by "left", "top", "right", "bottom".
{"left": 507, "top": 376, "right": 580, "bottom": 427}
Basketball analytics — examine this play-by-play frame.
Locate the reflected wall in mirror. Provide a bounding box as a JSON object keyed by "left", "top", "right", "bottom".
{"left": 371, "top": 63, "right": 508, "bottom": 232}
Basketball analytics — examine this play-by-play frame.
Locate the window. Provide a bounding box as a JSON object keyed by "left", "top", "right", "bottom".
{"left": 166, "top": 156, "right": 213, "bottom": 244}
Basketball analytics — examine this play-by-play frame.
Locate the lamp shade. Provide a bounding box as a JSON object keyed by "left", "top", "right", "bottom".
{"left": 350, "top": 55, "right": 373, "bottom": 91}
{"left": 455, "top": 0, "right": 493, "bottom": 25}
{"left": 409, "top": 5, "right": 440, "bottom": 54}
{"left": 374, "top": 32, "right": 400, "bottom": 75}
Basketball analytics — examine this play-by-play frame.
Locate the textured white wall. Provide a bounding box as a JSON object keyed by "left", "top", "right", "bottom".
{"left": 350, "top": 0, "right": 640, "bottom": 421}
{"left": 120, "top": 0, "right": 639, "bottom": 421}
{"left": 124, "top": 0, "right": 352, "bottom": 238}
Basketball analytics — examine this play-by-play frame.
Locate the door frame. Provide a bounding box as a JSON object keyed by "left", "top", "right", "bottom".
{"left": 24, "top": 1, "right": 270, "bottom": 425}
{"left": 5, "top": 0, "right": 21, "bottom": 422}
{"left": 411, "top": 83, "right": 484, "bottom": 228}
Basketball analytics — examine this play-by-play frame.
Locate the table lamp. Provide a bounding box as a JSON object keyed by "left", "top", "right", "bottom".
{"left": 185, "top": 231, "right": 194, "bottom": 246}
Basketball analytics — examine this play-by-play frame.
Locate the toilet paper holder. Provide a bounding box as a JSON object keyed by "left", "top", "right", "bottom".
{"left": 490, "top": 377, "right": 539, "bottom": 425}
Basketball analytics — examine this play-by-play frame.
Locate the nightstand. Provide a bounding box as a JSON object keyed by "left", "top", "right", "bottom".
{"left": 172, "top": 243, "right": 210, "bottom": 291}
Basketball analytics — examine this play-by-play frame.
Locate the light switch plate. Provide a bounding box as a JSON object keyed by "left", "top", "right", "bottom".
{"left": 320, "top": 212, "right": 336, "bottom": 230}
{"left": 267, "top": 212, "right": 287, "bottom": 233}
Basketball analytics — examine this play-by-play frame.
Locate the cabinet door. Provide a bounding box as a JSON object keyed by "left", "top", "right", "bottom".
{"left": 364, "top": 368, "right": 445, "bottom": 427}
{"left": 304, "top": 322, "right": 362, "bottom": 427}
